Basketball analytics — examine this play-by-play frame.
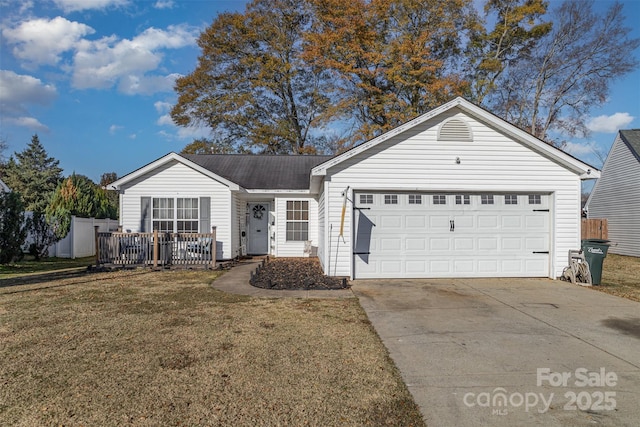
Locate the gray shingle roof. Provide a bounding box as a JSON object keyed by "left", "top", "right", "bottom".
{"left": 619, "top": 129, "right": 640, "bottom": 162}
{"left": 182, "top": 154, "right": 334, "bottom": 189}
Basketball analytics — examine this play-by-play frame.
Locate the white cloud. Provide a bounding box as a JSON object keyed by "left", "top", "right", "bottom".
{"left": 52, "top": 0, "right": 128, "bottom": 13}
{"left": 154, "top": 0, "right": 175, "bottom": 9}
{"left": 5, "top": 116, "right": 49, "bottom": 132}
{"left": 2, "top": 17, "right": 94, "bottom": 66}
{"left": 0, "top": 70, "right": 57, "bottom": 115}
{"left": 155, "top": 100, "right": 209, "bottom": 140}
{"left": 128, "top": 133, "right": 137, "bottom": 139}
{"left": 118, "top": 73, "right": 180, "bottom": 95}
{"left": 109, "top": 124, "right": 122, "bottom": 134}
{"left": 586, "top": 113, "right": 635, "bottom": 133}
{"left": 71, "top": 25, "right": 196, "bottom": 94}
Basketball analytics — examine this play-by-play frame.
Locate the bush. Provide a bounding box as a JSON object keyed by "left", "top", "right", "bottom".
{"left": 0, "top": 191, "right": 28, "bottom": 263}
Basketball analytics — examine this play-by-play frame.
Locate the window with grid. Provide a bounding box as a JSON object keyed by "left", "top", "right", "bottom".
{"left": 286, "top": 200, "right": 308, "bottom": 241}
{"left": 481, "top": 194, "right": 494, "bottom": 205}
{"left": 384, "top": 195, "right": 398, "bottom": 204}
{"left": 408, "top": 194, "right": 422, "bottom": 204}
{"left": 505, "top": 195, "right": 518, "bottom": 205}
{"left": 152, "top": 198, "right": 200, "bottom": 232}
{"left": 455, "top": 195, "right": 470, "bottom": 205}
{"left": 433, "top": 195, "right": 446, "bottom": 205}
{"left": 359, "top": 194, "right": 373, "bottom": 204}
{"left": 152, "top": 198, "right": 175, "bottom": 232}
{"left": 528, "top": 194, "right": 542, "bottom": 205}
{"left": 177, "top": 198, "right": 199, "bottom": 232}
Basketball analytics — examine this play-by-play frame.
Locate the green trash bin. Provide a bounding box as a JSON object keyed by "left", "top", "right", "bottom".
{"left": 581, "top": 239, "right": 610, "bottom": 285}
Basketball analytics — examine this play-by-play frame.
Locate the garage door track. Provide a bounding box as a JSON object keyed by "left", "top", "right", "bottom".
{"left": 352, "top": 278, "right": 640, "bottom": 427}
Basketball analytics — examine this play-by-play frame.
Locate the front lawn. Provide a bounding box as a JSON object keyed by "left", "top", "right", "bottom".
{"left": 0, "top": 270, "right": 424, "bottom": 426}
{"left": 595, "top": 253, "right": 640, "bottom": 302}
{"left": 0, "top": 255, "right": 95, "bottom": 279}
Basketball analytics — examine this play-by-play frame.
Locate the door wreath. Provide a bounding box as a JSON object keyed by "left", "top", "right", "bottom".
{"left": 252, "top": 204, "right": 266, "bottom": 219}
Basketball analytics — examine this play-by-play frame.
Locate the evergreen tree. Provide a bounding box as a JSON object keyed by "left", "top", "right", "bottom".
{"left": 3, "top": 135, "right": 63, "bottom": 212}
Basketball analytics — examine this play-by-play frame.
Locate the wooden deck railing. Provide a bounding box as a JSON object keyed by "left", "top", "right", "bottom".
{"left": 94, "top": 227, "right": 217, "bottom": 269}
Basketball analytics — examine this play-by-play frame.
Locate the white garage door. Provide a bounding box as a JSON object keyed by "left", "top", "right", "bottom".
{"left": 353, "top": 192, "right": 550, "bottom": 278}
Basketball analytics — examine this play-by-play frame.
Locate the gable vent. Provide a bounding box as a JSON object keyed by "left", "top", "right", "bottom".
{"left": 438, "top": 118, "right": 473, "bottom": 142}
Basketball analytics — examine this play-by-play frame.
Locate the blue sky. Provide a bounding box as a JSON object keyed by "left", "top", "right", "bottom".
{"left": 1, "top": 0, "right": 639, "bottom": 184}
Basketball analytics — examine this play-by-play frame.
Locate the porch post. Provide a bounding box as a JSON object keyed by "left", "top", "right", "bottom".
{"left": 153, "top": 229, "right": 159, "bottom": 269}
{"left": 211, "top": 226, "right": 217, "bottom": 270}
{"left": 94, "top": 225, "right": 100, "bottom": 268}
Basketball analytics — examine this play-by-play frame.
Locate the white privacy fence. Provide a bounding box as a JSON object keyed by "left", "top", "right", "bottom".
{"left": 23, "top": 214, "right": 119, "bottom": 258}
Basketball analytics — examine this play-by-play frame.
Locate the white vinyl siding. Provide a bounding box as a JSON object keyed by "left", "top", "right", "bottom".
{"left": 317, "top": 187, "right": 326, "bottom": 269}
{"left": 274, "top": 196, "right": 318, "bottom": 257}
{"left": 587, "top": 134, "right": 640, "bottom": 257}
{"left": 321, "top": 109, "right": 581, "bottom": 279}
{"left": 118, "top": 160, "right": 233, "bottom": 259}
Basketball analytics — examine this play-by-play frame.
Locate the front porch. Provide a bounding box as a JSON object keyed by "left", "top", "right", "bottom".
{"left": 95, "top": 228, "right": 217, "bottom": 269}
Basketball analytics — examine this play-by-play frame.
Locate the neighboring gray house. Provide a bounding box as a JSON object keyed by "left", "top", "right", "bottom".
{"left": 586, "top": 129, "right": 640, "bottom": 257}
{"left": 0, "top": 178, "right": 9, "bottom": 192}
{"left": 110, "top": 97, "right": 599, "bottom": 279}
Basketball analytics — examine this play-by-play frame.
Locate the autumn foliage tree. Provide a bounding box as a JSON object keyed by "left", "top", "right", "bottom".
{"left": 173, "top": 0, "right": 639, "bottom": 152}
{"left": 305, "top": 0, "right": 476, "bottom": 143}
{"left": 172, "top": 0, "right": 332, "bottom": 154}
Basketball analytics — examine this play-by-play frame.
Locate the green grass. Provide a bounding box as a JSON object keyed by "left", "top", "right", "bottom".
{"left": 0, "top": 269, "right": 425, "bottom": 426}
{"left": 0, "top": 255, "right": 95, "bottom": 279}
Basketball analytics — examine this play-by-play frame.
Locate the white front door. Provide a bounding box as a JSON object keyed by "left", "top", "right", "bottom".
{"left": 353, "top": 192, "right": 550, "bottom": 279}
{"left": 247, "top": 203, "right": 269, "bottom": 254}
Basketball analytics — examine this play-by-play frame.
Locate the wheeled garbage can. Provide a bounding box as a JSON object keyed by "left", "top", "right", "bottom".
{"left": 580, "top": 239, "right": 610, "bottom": 285}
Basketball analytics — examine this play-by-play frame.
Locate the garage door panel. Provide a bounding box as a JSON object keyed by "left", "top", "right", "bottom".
{"left": 454, "top": 215, "right": 475, "bottom": 229}
{"left": 478, "top": 237, "right": 498, "bottom": 250}
{"left": 406, "top": 215, "right": 426, "bottom": 228}
{"left": 380, "top": 261, "right": 402, "bottom": 274}
{"left": 381, "top": 215, "right": 402, "bottom": 228}
{"left": 477, "top": 215, "right": 499, "bottom": 229}
{"left": 525, "top": 215, "right": 547, "bottom": 229}
{"left": 429, "top": 215, "right": 450, "bottom": 229}
{"left": 406, "top": 260, "right": 427, "bottom": 274}
{"left": 478, "top": 260, "right": 499, "bottom": 273}
{"left": 501, "top": 215, "right": 522, "bottom": 228}
{"left": 354, "top": 192, "right": 550, "bottom": 279}
{"left": 429, "top": 260, "right": 451, "bottom": 273}
{"left": 454, "top": 237, "right": 474, "bottom": 250}
{"left": 453, "top": 260, "right": 474, "bottom": 273}
{"left": 406, "top": 238, "right": 426, "bottom": 251}
{"left": 525, "top": 237, "right": 547, "bottom": 250}
{"left": 430, "top": 238, "right": 450, "bottom": 250}
{"left": 381, "top": 238, "right": 402, "bottom": 251}
{"left": 502, "top": 237, "right": 522, "bottom": 250}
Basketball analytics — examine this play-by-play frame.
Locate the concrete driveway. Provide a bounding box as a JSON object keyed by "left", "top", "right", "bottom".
{"left": 351, "top": 278, "right": 640, "bottom": 427}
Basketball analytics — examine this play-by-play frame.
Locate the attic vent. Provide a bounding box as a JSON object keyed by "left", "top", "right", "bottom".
{"left": 438, "top": 118, "right": 473, "bottom": 142}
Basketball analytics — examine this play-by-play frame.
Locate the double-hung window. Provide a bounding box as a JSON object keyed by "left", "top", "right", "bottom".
{"left": 152, "top": 198, "right": 175, "bottom": 232}
{"left": 286, "top": 200, "right": 309, "bottom": 241}
{"left": 152, "top": 197, "right": 199, "bottom": 232}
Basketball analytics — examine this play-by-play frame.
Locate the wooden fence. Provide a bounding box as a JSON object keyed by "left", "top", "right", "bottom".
{"left": 582, "top": 218, "right": 608, "bottom": 240}
{"left": 94, "top": 227, "right": 217, "bottom": 269}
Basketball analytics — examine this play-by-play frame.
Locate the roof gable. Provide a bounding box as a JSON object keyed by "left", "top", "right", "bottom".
{"left": 109, "top": 152, "right": 241, "bottom": 191}
{"left": 311, "top": 97, "right": 599, "bottom": 180}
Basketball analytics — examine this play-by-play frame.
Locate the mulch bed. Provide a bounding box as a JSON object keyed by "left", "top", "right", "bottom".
{"left": 250, "top": 257, "right": 348, "bottom": 290}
